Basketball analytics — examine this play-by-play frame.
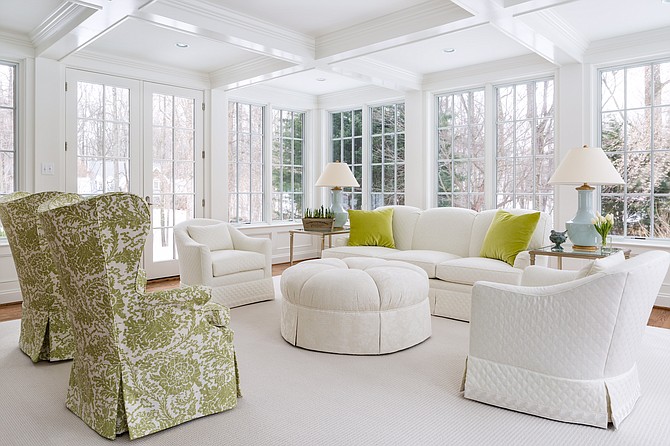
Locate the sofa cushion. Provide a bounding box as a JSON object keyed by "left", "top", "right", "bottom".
{"left": 348, "top": 208, "right": 395, "bottom": 248}
{"left": 188, "top": 223, "right": 233, "bottom": 251}
{"left": 436, "top": 257, "right": 523, "bottom": 286}
{"left": 211, "top": 250, "right": 266, "bottom": 277}
{"left": 411, "top": 207, "right": 476, "bottom": 257}
{"left": 575, "top": 250, "right": 626, "bottom": 279}
{"left": 383, "top": 250, "right": 461, "bottom": 278}
{"left": 479, "top": 210, "right": 540, "bottom": 266}
{"left": 376, "top": 205, "right": 421, "bottom": 250}
{"left": 322, "top": 246, "right": 399, "bottom": 259}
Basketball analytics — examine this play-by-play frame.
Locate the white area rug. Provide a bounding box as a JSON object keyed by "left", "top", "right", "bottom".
{"left": 1, "top": 277, "right": 670, "bottom": 445}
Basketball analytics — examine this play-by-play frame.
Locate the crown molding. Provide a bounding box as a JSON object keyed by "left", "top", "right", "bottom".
{"left": 585, "top": 27, "right": 670, "bottom": 65}
{"left": 0, "top": 31, "right": 35, "bottom": 55}
{"left": 70, "top": 50, "right": 210, "bottom": 89}
{"left": 526, "top": 10, "right": 588, "bottom": 62}
{"left": 317, "top": 85, "right": 401, "bottom": 110}
{"left": 30, "top": 1, "right": 100, "bottom": 55}
{"left": 210, "top": 57, "right": 301, "bottom": 90}
{"left": 423, "top": 53, "right": 554, "bottom": 90}
{"left": 316, "top": 1, "right": 474, "bottom": 61}
{"left": 150, "top": 0, "right": 314, "bottom": 62}
{"left": 329, "top": 57, "right": 422, "bottom": 92}
{"left": 227, "top": 83, "right": 317, "bottom": 109}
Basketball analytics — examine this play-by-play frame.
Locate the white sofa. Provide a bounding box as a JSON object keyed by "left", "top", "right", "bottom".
{"left": 321, "top": 206, "right": 551, "bottom": 321}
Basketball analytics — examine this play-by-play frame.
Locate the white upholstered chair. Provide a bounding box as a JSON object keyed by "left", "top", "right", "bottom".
{"left": 174, "top": 219, "right": 274, "bottom": 308}
{"left": 462, "top": 250, "right": 670, "bottom": 429}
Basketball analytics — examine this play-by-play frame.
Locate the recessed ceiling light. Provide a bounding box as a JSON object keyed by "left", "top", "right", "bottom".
{"left": 316, "top": 77, "right": 326, "bottom": 82}
{"left": 443, "top": 48, "right": 455, "bottom": 53}
{"left": 176, "top": 42, "right": 189, "bottom": 48}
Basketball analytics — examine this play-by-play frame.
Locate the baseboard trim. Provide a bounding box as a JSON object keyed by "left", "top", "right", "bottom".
{"left": 655, "top": 293, "right": 670, "bottom": 309}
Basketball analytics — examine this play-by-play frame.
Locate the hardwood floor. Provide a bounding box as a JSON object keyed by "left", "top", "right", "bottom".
{"left": 2, "top": 261, "right": 669, "bottom": 329}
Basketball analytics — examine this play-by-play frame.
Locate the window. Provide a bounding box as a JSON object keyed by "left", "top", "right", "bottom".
{"left": 75, "top": 81, "right": 131, "bottom": 194}
{"left": 600, "top": 60, "right": 670, "bottom": 238}
{"left": 370, "top": 103, "right": 405, "bottom": 208}
{"left": 331, "top": 109, "right": 363, "bottom": 210}
{"left": 0, "top": 62, "right": 17, "bottom": 238}
{"left": 228, "top": 102, "right": 264, "bottom": 224}
{"left": 272, "top": 109, "right": 304, "bottom": 221}
{"left": 0, "top": 62, "right": 16, "bottom": 195}
{"left": 436, "top": 89, "right": 485, "bottom": 211}
{"left": 495, "top": 78, "right": 555, "bottom": 213}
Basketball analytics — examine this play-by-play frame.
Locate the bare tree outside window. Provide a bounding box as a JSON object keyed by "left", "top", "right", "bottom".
{"left": 436, "top": 89, "right": 485, "bottom": 210}
{"left": 331, "top": 109, "right": 363, "bottom": 210}
{"left": 272, "top": 109, "right": 304, "bottom": 221}
{"left": 76, "top": 82, "right": 131, "bottom": 194}
{"left": 495, "top": 78, "right": 555, "bottom": 213}
{"left": 370, "top": 102, "right": 405, "bottom": 208}
{"left": 0, "top": 61, "right": 16, "bottom": 238}
{"left": 229, "top": 102, "right": 264, "bottom": 223}
{"left": 600, "top": 60, "right": 670, "bottom": 238}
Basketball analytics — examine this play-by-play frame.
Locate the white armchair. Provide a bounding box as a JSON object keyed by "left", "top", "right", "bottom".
{"left": 174, "top": 218, "right": 274, "bottom": 308}
{"left": 462, "top": 250, "right": 670, "bottom": 429}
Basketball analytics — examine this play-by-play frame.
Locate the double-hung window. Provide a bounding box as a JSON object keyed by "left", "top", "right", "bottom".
{"left": 436, "top": 89, "right": 485, "bottom": 210}
{"left": 0, "top": 61, "right": 17, "bottom": 238}
{"left": 599, "top": 60, "right": 670, "bottom": 238}
{"left": 272, "top": 109, "right": 304, "bottom": 221}
{"left": 228, "top": 102, "right": 264, "bottom": 224}
{"left": 495, "top": 78, "right": 555, "bottom": 213}
{"left": 331, "top": 109, "right": 363, "bottom": 210}
{"left": 370, "top": 102, "right": 405, "bottom": 207}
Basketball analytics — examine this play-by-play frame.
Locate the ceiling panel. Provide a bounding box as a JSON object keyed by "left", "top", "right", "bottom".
{"left": 85, "top": 17, "right": 260, "bottom": 73}
{"left": 258, "top": 69, "right": 370, "bottom": 95}
{"left": 0, "top": 0, "right": 63, "bottom": 36}
{"left": 366, "top": 24, "right": 532, "bottom": 76}
{"left": 201, "top": 0, "right": 431, "bottom": 37}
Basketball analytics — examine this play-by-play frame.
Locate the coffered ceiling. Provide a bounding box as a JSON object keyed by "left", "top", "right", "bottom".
{"left": 0, "top": 0, "right": 669, "bottom": 95}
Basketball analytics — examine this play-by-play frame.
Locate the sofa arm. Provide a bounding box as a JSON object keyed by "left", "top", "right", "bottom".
{"left": 470, "top": 272, "right": 627, "bottom": 378}
{"left": 177, "top": 237, "right": 213, "bottom": 286}
{"left": 229, "top": 226, "right": 272, "bottom": 278}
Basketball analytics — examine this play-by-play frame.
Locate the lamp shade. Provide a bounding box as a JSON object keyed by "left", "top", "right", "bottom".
{"left": 315, "top": 162, "right": 360, "bottom": 188}
{"left": 548, "top": 145, "right": 624, "bottom": 185}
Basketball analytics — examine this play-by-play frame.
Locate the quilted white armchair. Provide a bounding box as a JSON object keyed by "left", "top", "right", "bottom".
{"left": 462, "top": 250, "right": 670, "bottom": 429}
{"left": 174, "top": 218, "right": 274, "bottom": 308}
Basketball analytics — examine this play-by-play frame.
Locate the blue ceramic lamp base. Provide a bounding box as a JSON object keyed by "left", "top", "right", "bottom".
{"left": 566, "top": 186, "right": 599, "bottom": 251}
{"left": 330, "top": 187, "right": 348, "bottom": 228}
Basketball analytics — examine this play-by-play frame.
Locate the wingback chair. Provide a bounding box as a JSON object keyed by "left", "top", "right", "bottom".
{"left": 0, "top": 191, "right": 77, "bottom": 362}
{"left": 39, "top": 192, "right": 240, "bottom": 440}
{"left": 462, "top": 250, "right": 670, "bottom": 429}
{"left": 174, "top": 218, "right": 274, "bottom": 308}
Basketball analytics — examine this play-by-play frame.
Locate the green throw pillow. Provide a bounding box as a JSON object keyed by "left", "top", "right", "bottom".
{"left": 347, "top": 208, "right": 395, "bottom": 248}
{"left": 480, "top": 209, "right": 540, "bottom": 266}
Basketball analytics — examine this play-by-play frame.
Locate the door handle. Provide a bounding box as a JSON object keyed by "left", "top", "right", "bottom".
{"left": 144, "top": 196, "right": 154, "bottom": 206}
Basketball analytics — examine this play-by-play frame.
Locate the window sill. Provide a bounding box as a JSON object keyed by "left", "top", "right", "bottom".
{"left": 611, "top": 237, "right": 670, "bottom": 249}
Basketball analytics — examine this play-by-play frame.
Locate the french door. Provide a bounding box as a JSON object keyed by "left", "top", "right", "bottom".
{"left": 65, "top": 70, "right": 204, "bottom": 278}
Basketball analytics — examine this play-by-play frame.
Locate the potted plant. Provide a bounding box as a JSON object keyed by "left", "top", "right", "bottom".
{"left": 302, "top": 206, "right": 335, "bottom": 231}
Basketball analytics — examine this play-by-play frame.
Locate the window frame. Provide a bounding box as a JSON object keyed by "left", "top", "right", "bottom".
{"left": 369, "top": 102, "right": 405, "bottom": 208}
{"left": 0, "top": 60, "right": 18, "bottom": 195}
{"left": 598, "top": 58, "right": 670, "bottom": 239}
{"left": 271, "top": 108, "right": 305, "bottom": 222}
{"left": 329, "top": 108, "right": 364, "bottom": 211}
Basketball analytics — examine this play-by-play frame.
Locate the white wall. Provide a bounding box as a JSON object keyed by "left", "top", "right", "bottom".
{"left": 2, "top": 33, "right": 670, "bottom": 306}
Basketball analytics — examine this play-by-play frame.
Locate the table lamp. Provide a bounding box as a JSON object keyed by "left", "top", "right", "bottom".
{"left": 548, "top": 145, "right": 624, "bottom": 250}
{"left": 315, "top": 161, "right": 360, "bottom": 228}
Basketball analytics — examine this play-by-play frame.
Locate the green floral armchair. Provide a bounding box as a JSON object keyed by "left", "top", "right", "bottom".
{"left": 0, "top": 191, "right": 76, "bottom": 362}
{"left": 38, "top": 192, "right": 240, "bottom": 440}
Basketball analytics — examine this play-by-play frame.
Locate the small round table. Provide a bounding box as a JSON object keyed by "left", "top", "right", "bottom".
{"left": 280, "top": 257, "right": 431, "bottom": 355}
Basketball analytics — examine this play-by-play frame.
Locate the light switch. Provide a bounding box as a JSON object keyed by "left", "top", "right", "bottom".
{"left": 41, "top": 162, "right": 55, "bottom": 175}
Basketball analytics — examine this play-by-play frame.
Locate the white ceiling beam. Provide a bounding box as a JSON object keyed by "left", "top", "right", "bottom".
{"left": 502, "top": 0, "right": 577, "bottom": 16}
{"left": 326, "top": 58, "right": 423, "bottom": 92}
{"left": 451, "top": 0, "right": 584, "bottom": 65}
{"left": 316, "top": 0, "right": 479, "bottom": 63}
{"left": 210, "top": 58, "right": 307, "bottom": 90}
{"left": 31, "top": 1, "right": 100, "bottom": 57}
{"left": 37, "top": 0, "right": 151, "bottom": 60}
{"left": 141, "top": 0, "right": 314, "bottom": 64}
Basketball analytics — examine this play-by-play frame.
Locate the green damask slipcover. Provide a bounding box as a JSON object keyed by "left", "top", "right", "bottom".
{"left": 0, "top": 191, "right": 75, "bottom": 362}
{"left": 38, "top": 192, "right": 241, "bottom": 440}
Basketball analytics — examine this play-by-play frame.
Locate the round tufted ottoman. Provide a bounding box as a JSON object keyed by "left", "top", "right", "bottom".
{"left": 280, "top": 257, "right": 432, "bottom": 355}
